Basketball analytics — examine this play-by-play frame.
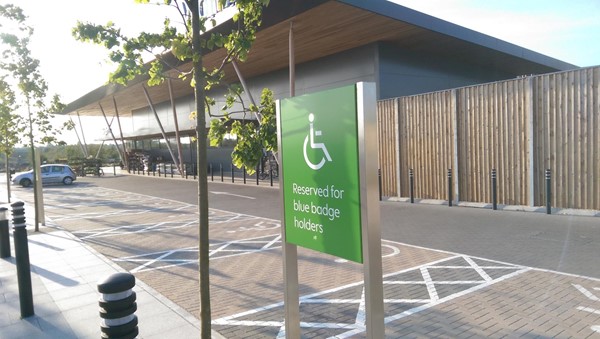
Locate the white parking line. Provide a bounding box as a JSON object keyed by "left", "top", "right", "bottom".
{"left": 213, "top": 255, "right": 530, "bottom": 338}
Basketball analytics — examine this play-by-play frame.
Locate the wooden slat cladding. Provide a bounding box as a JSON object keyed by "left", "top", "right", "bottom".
{"left": 533, "top": 67, "right": 600, "bottom": 210}
{"left": 378, "top": 66, "right": 599, "bottom": 211}
{"left": 457, "top": 79, "right": 530, "bottom": 205}
{"left": 377, "top": 99, "right": 399, "bottom": 197}
{"left": 397, "top": 91, "right": 454, "bottom": 200}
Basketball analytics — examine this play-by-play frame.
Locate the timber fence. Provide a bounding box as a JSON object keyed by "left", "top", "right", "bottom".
{"left": 377, "top": 66, "right": 600, "bottom": 211}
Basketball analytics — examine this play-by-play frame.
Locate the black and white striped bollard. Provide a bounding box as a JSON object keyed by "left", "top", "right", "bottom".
{"left": 12, "top": 201, "right": 34, "bottom": 318}
{"left": 98, "top": 272, "right": 139, "bottom": 339}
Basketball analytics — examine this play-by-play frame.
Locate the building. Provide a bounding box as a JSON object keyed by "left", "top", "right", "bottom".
{"left": 61, "top": 0, "right": 576, "bottom": 171}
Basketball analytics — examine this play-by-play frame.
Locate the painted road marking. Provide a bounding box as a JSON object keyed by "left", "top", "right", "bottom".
{"left": 210, "top": 191, "right": 256, "bottom": 199}
{"left": 573, "top": 284, "right": 600, "bottom": 301}
{"left": 114, "top": 237, "right": 402, "bottom": 273}
{"left": 420, "top": 267, "right": 439, "bottom": 302}
{"left": 577, "top": 307, "right": 600, "bottom": 315}
{"left": 114, "top": 234, "right": 283, "bottom": 273}
{"left": 73, "top": 220, "right": 198, "bottom": 239}
{"left": 572, "top": 284, "right": 600, "bottom": 334}
{"left": 12, "top": 184, "right": 600, "bottom": 337}
{"left": 213, "top": 255, "right": 529, "bottom": 338}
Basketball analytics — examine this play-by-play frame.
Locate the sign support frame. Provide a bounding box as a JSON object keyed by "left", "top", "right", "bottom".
{"left": 276, "top": 103, "right": 301, "bottom": 338}
{"left": 277, "top": 82, "right": 383, "bottom": 338}
{"left": 357, "top": 82, "right": 384, "bottom": 338}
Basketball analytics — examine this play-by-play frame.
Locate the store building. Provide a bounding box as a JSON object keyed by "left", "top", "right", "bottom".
{"left": 61, "top": 0, "right": 576, "bottom": 171}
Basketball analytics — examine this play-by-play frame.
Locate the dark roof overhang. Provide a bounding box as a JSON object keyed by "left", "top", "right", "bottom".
{"left": 62, "top": 0, "right": 577, "bottom": 118}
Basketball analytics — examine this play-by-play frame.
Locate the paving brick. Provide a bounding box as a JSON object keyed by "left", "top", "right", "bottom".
{"left": 12, "top": 183, "right": 600, "bottom": 338}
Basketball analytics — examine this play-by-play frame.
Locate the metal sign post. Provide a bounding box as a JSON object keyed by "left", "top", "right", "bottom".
{"left": 277, "top": 82, "right": 384, "bottom": 337}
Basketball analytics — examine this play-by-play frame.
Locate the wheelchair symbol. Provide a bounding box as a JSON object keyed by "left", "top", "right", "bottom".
{"left": 303, "top": 113, "right": 332, "bottom": 170}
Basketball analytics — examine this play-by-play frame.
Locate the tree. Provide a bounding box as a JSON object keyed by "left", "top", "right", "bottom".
{"left": 209, "top": 87, "right": 277, "bottom": 173}
{"left": 0, "top": 4, "right": 70, "bottom": 229}
{"left": 0, "top": 77, "right": 20, "bottom": 202}
{"left": 72, "top": 1, "right": 270, "bottom": 336}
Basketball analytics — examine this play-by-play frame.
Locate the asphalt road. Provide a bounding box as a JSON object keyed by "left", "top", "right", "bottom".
{"left": 83, "top": 174, "right": 282, "bottom": 219}
{"left": 26, "top": 174, "right": 600, "bottom": 279}
{"left": 11, "top": 175, "right": 600, "bottom": 278}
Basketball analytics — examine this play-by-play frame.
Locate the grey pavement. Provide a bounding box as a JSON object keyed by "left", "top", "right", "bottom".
{"left": 0, "top": 201, "right": 215, "bottom": 338}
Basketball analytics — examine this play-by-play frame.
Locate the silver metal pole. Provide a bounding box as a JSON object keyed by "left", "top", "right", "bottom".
{"left": 76, "top": 112, "right": 89, "bottom": 157}
{"left": 98, "top": 103, "right": 124, "bottom": 164}
{"left": 167, "top": 79, "right": 185, "bottom": 177}
{"left": 112, "top": 97, "right": 129, "bottom": 170}
{"left": 277, "top": 102, "right": 300, "bottom": 339}
{"left": 357, "top": 82, "right": 384, "bottom": 338}
{"left": 281, "top": 22, "right": 300, "bottom": 338}
{"left": 141, "top": 86, "right": 179, "bottom": 174}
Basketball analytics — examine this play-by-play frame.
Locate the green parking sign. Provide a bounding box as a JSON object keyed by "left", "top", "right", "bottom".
{"left": 278, "top": 84, "right": 363, "bottom": 263}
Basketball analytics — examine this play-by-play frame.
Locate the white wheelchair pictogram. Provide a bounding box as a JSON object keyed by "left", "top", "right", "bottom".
{"left": 303, "top": 113, "right": 332, "bottom": 170}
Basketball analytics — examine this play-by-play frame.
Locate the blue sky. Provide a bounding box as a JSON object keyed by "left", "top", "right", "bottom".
{"left": 1, "top": 0, "right": 599, "bottom": 143}
{"left": 391, "top": 0, "right": 600, "bottom": 68}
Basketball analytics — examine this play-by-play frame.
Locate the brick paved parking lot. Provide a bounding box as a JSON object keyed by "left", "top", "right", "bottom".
{"left": 10, "top": 182, "right": 600, "bottom": 338}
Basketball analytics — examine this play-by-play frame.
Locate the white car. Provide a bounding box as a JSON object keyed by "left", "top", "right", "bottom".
{"left": 11, "top": 164, "right": 77, "bottom": 187}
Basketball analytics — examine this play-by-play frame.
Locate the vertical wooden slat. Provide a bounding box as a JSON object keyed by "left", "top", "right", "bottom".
{"left": 474, "top": 86, "right": 481, "bottom": 202}
{"left": 581, "top": 69, "right": 587, "bottom": 208}
{"left": 552, "top": 74, "right": 560, "bottom": 204}
{"left": 588, "top": 67, "right": 600, "bottom": 210}
{"left": 555, "top": 73, "right": 562, "bottom": 208}
{"left": 527, "top": 77, "right": 535, "bottom": 206}
{"left": 576, "top": 70, "right": 583, "bottom": 209}
{"left": 376, "top": 66, "right": 598, "bottom": 210}
{"left": 452, "top": 90, "right": 459, "bottom": 203}
{"left": 395, "top": 98, "right": 401, "bottom": 198}
{"left": 376, "top": 98, "right": 399, "bottom": 198}
{"left": 400, "top": 98, "right": 408, "bottom": 197}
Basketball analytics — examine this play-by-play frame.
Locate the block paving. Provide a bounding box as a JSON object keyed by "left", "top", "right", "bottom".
{"left": 10, "top": 183, "right": 600, "bottom": 338}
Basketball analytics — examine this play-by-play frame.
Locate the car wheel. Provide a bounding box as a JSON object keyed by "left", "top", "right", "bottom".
{"left": 20, "top": 178, "right": 32, "bottom": 188}
{"left": 63, "top": 177, "right": 73, "bottom": 185}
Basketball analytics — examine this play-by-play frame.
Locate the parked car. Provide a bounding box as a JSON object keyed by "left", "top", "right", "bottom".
{"left": 11, "top": 164, "right": 77, "bottom": 187}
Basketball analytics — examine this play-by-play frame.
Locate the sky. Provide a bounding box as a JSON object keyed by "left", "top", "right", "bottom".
{"left": 1, "top": 0, "right": 599, "bottom": 144}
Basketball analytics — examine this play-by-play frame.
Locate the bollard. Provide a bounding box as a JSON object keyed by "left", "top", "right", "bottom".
{"left": 378, "top": 169, "right": 382, "bottom": 201}
{"left": 210, "top": 163, "right": 213, "bottom": 181}
{"left": 193, "top": 163, "right": 197, "bottom": 180}
{"left": 491, "top": 169, "right": 497, "bottom": 210}
{"left": 409, "top": 169, "right": 414, "bottom": 204}
{"left": 447, "top": 169, "right": 453, "bottom": 207}
{"left": 170, "top": 163, "right": 173, "bottom": 178}
{"left": 231, "top": 164, "right": 235, "bottom": 183}
{"left": 220, "top": 163, "right": 223, "bottom": 182}
{"left": 11, "top": 201, "right": 34, "bottom": 318}
{"left": 545, "top": 169, "right": 551, "bottom": 214}
{"left": 270, "top": 167, "right": 273, "bottom": 187}
{"left": 256, "top": 164, "right": 260, "bottom": 186}
{"left": 0, "top": 207, "right": 10, "bottom": 258}
{"left": 163, "top": 164, "right": 167, "bottom": 178}
{"left": 97, "top": 273, "right": 139, "bottom": 339}
{"left": 185, "top": 164, "right": 189, "bottom": 179}
{"left": 113, "top": 165, "right": 116, "bottom": 176}
{"left": 243, "top": 166, "right": 247, "bottom": 184}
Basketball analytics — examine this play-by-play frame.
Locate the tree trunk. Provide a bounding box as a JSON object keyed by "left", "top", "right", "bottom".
{"left": 27, "top": 102, "right": 40, "bottom": 232}
{"left": 189, "top": 0, "right": 211, "bottom": 337}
